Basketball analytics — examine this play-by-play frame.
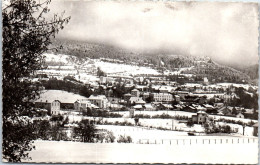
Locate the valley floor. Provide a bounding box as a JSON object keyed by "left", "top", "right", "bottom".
{"left": 25, "top": 140, "right": 258, "bottom": 164}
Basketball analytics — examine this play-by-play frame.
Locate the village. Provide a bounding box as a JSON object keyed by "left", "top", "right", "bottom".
{"left": 26, "top": 53, "right": 259, "bottom": 143}
{"left": 3, "top": 0, "right": 259, "bottom": 164}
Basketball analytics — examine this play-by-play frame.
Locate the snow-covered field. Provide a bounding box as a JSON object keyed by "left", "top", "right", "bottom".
{"left": 217, "top": 83, "right": 258, "bottom": 90}
{"left": 36, "top": 90, "right": 87, "bottom": 103}
{"left": 37, "top": 69, "right": 77, "bottom": 75}
{"left": 43, "top": 53, "right": 73, "bottom": 64}
{"left": 95, "top": 61, "right": 160, "bottom": 76}
{"left": 115, "top": 110, "right": 258, "bottom": 123}
{"left": 25, "top": 140, "right": 258, "bottom": 164}
{"left": 67, "top": 114, "right": 255, "bottom": 136}
{"left": 96, "top": 125, "right": 255, "bottom": 143}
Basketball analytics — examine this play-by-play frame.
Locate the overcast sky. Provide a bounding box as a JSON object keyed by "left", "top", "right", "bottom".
{"left": 50, "top": 1, "right": 259, "bottom": 67}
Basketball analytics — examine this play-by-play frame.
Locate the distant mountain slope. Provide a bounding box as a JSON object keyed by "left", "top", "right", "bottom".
{"left": 242, "top": 64, "right": 258, "bottom": 80}
{"left": 49, "top": 39, "right": 254, "bottom": 83}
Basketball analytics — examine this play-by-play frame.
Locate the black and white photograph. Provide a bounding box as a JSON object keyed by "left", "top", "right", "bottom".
{"left": 2, "top": 0, "right": 259, "bottom": 164}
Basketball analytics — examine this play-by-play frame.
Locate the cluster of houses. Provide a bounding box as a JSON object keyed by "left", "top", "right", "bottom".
{"left": 34, "top": 77, "right": 257, "bottom": 123}
{"left": 32, "top": 55, "right": 258, "bottom": 123}
{"left": 35, "top": 94, "right": 109, "bottom": 116}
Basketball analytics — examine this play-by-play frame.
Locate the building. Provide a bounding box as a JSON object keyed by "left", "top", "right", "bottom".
{"left": 74, "top": 99, "right": 92, "bottom": 111}
{"left": 175, "top": 91, "right": 189, "bottom": 99}
{"left": 236, "top": 112, "right": 244, "bottom": 118}
{"left": 51, "top": 100, "right": 61, "bottom": 115}
{"left": 131, "top": 89, "right": 140, "bottom": 97}
{"left": 159, "top": 86, "right": 169, "bottom": 93}
{"left": 214, "top": 103, "right": 224, "bottom": 108}
{"left": 175, "top": 95, "right": 180, "bottom": 102}
{"left": 184, "top": 105, "right": 197, "bottom": 113}
{"left": 107, "top": 97, "right": 120, "bottom": 103}
{"left": 35, "top": 100, "right": 61, "bottom": 115}
{"left": 135, "top": 100, "right": 146, "bottom": 105}
{"left": 192, "top": 111, "right": 208, "bottom": 124}
{"left": 88, "top": 95, "right": 109, "bottom": 109}
{"left": 129, "top": 97, "right": 144, "bottom": 105}
{"left": 218, "top": 106, "right": 233, "bottom": 116}
{"left": 124, "top": 93, "right": 133, "bottom": 102}
{"left": 142, "top": 92, "right": 150, "bottom": 101}
{"left": 144, "top": 104, "right": 155, "bottom": 111}
{"left": 35, "top": 90, "right": 88, "bottom": 110}
{"left": 203, "top": 77, "right": 209, "bottom": 85}
{"left": 152, "top": 93, "right": 173, "bottom": 102}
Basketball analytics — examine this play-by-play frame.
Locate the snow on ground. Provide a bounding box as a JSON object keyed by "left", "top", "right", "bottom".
{"left": 191, "top": 93, "right": 225, "bottom": 98}
{"left": 165, "top": 67, "right": 194, "bottom": 75}
{"left": 25, "top": 140, "right": 258, "bottom": 164}
{"left": 67, "top": 114, "right": 255, "bottom": 136}
{"left": 75, "top": 73, "right": 99, "bottom": 83}
{"left": 115, "top": 110, "right": 257, "bottom": 123}
{"left": 217, "top": 83, "right": 257, "bottom": 90}
{"left": 43, "top": 53, "right": 74, "bottom": 64}
{"left": 97, "top": 125, "right": 214, "bottom": 143}
{"left": 96, "top": 125, "right": 257, "bottom": 143}
{"left": 102, "top": 111, "right": 257, "bottom": 136}
{"left": 95, "top": 61, "right": 160, "bottom": 75}
{"left": 116, "top": 110, "right": 195, "bottom": 118}
{"left": 35, "top": 90, "right": 87, "bottom": 103}
{"left": 37, "top": 69, "right": 77, "bottom": 75}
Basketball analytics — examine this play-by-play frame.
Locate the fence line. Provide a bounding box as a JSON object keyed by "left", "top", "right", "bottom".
{"left": 137, "top": 138, "right": 258, "bottom": 145}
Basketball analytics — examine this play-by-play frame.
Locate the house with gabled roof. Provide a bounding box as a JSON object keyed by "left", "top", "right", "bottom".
{"left": 88, "top": 95, "right": 109, "bottom": 109}
{"left": 74, "top": 99, "right": 92, "bottom": 111}
{"left": 129, "top": 97, "right": 144, "bottom": 105}
{"left": 218, "top": 106, "right": 233, "bottom": 116}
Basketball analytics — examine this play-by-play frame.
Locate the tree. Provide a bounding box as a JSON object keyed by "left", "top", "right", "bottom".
{"left": 74, "top": 119, "right": 96, "bottom": 142}
{"left": 97, "top": 67, "right": 106, "bottom": 77}
{"left": 134, "top": 118, "right": 139, "bottom": 126}
{"left": 33, "top": 120, "right": 51, "bottom": 140}
{"left": 145, "top": 96, "right": 153, "bottom": 103}
{"left": 231, "top": 107, "right": 238, "bottom": 115}
{"left": 3, "top": 0, "right": 70, "bottom": 162}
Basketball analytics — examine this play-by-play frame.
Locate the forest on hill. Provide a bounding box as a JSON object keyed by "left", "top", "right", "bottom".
{"left": 49, "top": 38, "right": 257, "bottom": 84}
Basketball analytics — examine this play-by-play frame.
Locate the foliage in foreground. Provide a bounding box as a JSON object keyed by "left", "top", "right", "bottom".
{"left": 2, "top": 0, "right": 70, "bottom": 162}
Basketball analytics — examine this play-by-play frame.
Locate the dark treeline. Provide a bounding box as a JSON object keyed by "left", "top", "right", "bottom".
{"left": 40, "top": 78, "right": 134, "bottom": 99}
{"left": 41, "top": 79, "right": 93, "bottom": 98}
{"left": 229, "top": 87, "right": 258, "bottom": 110}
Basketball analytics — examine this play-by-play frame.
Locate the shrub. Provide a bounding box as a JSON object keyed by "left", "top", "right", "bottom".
{"left": 96, "top": 132, "right": 106, "bottom": 143}
{"left": 153, "top": 113, "right": 173, "bottom": 119}
{"left": 96, "top": 130, "right": 115, "bottom": 143}
{"left": 109, "top": 113, "right": 123, "bottom": 118}
{"left": 134, "top": 114, "right": 151, "bottom": 118}
{"left": 217, "top": 118, "right": 255, "bottom": 127}
{"left": 120, "top": 121, "right": 134, "bottom": 126}
{"left": 187, "top": 120, "right": 194, "bottom": 127}
{"left": 203, "top": 122, "right": 237, "bottom": 134}
{"left": 105, "top": 131, "right": 116, "bottom": 143}
{"left": 117, "top": 135, "right": 132, "bottom": 143}
{"left": 151, "top": 114, "right": 189, "bottom": 120}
